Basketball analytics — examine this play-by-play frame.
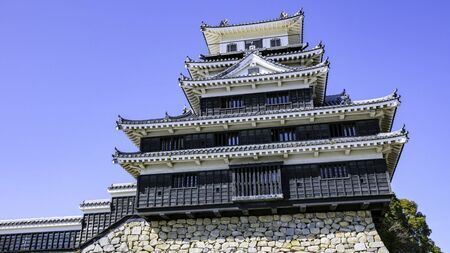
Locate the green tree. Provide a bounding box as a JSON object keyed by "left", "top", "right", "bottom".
{"left": 378, "top": 196, "right": 441, "bottom": 253}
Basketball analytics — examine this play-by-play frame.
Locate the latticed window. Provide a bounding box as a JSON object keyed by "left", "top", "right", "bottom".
{"left": 270, "top": 38, "right": 281, "bottom": 47}
{"left": 222, "top": 96, "right": 244, "bottom": 108}
{"left": 172, "top": 174, "right": 198, "bottom": 188}
{"left": 320, "top": 163, "right": 348, "bottom": 179}
{"left": 272, "top": 128, "right": 296, "bottom": 142}
{"left": 160, "top": 136, "right": 184, "bottom": 151}
{"left": 266, "top": 91, "right": 289, "bottom": 105}
{"left": 330, "top": 123, "right": 356, "bottom": 137}
{"left": 226, "top": 43, "right": 237, "bottom": 52}
{"left": 232, "top": 163, "right": 283, "bottom": 201}
{"left": 227, "top": 133, "right": 240, "bottom": 146}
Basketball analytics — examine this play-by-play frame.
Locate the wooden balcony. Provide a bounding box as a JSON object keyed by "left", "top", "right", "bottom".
{"left": 135, "top": 159, "right": 392, "bottom": 217}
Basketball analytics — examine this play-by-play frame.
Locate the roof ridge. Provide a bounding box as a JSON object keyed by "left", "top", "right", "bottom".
{"left": 201, "top": 10, "right": 303, "bottom": 29}
{"left": 0, "top": 216, "right": 82, "bottom": 225}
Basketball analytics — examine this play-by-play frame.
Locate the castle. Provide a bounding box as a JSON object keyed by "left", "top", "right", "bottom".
{"left": 0, "top": 10, "right": 406, "bottom": 253}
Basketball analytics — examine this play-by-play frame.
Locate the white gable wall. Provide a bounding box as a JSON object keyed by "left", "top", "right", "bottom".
{"left": 219, "top": 31, "right": 290, "bottom": 54}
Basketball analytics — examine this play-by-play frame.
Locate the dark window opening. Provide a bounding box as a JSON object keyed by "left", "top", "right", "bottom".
{"left": 226, "top": 43, "right": 237, "bottom": 52}
{"left": 160, "top": 136, "right": 184, "bottom": 151}
{"left": 266, "top": 91, "right": 289, "bottom": 105}
{"left": 272, "top": 128, "right": 296, "bottom": 142}
{"left": 232, "top": 163, "right": 283, "bottom": 200}
{"left": 140, "top": 120, "right": 380, "bottom": 153}
{"left": 222, "top": 96, "right": 244, "bottom": 108}
{"left": 200, "top": 88, "right": 313, "bottom": 116}
{"left": 172, "top": 174, "right": 198, "bottom": 188}
{"left": 270, "top": 38, "right": 281, "bottom": 47}
{"left": 330, "top": 123, "right": 356, "bottom": 137}
{"left": 247, "top": 67, "right": 260, "bottom": 75}
{"left": 245, "top": 39, "right": 263, "bottom": 49}
{"left": 320, "top": 163, "right": 348, "bottom": 179}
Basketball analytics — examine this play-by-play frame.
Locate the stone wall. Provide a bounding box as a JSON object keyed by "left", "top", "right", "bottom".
{"left": 81, "top": 211, "right": 389, "bottom": 253}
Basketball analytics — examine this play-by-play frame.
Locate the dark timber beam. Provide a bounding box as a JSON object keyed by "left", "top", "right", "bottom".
{"left": 185, "top": 212, "right": 195, "bottom": 218}
{"left": 213, "top": 209, "right": 221, "bottom": 217}
{"left": 159, "top": 213, "right": 169, "bottom": 219}
{"left": 361, "top": 202, "right": 370, "bottom": 210}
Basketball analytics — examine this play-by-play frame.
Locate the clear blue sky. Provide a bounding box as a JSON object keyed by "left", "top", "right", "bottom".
{"left": 0, "top": 0, "right": 449, "bottom": 250}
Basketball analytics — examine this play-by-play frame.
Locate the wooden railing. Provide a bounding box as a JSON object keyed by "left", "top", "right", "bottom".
{"left": 136, "top": 160, "right": 392, "bottom": 210}
{"left": 231, "top": 164, "right": 283, "bottom": 201}
{"left": 200, "top": 101, "right": 313, "bottom": 116}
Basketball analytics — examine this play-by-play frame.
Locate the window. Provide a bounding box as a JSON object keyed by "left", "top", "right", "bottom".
{"left": 232, "top": 163, "right": 283, "bottom": 200}
{"left": 320, "top": 163, "right": 348, "bottom": 179}
{"left": 270, "top": 38, "right": 281, "bottom": 47}
{"left": 266, "top": 91, "right": 289, "bottom": 105}
{"left": 172, "top": 174, "right": 198, "bottom": 188}
{"left": 227, "top": 132, "right": 240, "bottom": 146}
{"left": 160, "top": 136, "right": 184, "bottom": 151}
{"left": 226, "top": 43, "right": 237, "bottom": 52}
{"left": 272, "top": 128, "right": 296, "bottom": 142}
{"left": 247, "top": 67, "right": 260, "bottom": 75}
{"left": 245, "top": 39, "right": 263, "bottom": 49}
{"left": 330, "top": 123, "right": 356, "bottom": 137}
{"left": 222, "top": 96, "right": 244, "bottom": 108}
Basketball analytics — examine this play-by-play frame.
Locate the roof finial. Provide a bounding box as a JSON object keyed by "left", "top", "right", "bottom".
{"left": 280, "top": 11, "right": 289, "bottom": 19}
{"left": 401, "top": 124, "right": 409, "bottom": 138}
{"left": 316, "top": 41, "right": 324, "bottom": 49}
{"left": 165, "top": 112, "right": 170, "bottom": 119}
{"left": 113, "top": 147, "right": 120, "bottom": 157}
{"left": 178, "top": 73, "right": 187, "bottom": 81}
{"left": 323, "top": 57, "right": 330, "bottom": 67}
{"left": 200, "top": 21, "right": 207, "bottom": 30}
{"left": 340, "top": 89, "right": 351, "bottom": 104}
{"left": 182, "top": 105, "right": 188, "bottom": 114}
{"left": 294, "top": 8, "right": 304, "bottom": 16}
{"left": 393, "top": 88, "right": 398, "bottom": 97}
{"left": 219, "top": 19, "right": 229, "bottom": 27}
{"left": 185, "top": 56, "right": 192, "bottom": 62}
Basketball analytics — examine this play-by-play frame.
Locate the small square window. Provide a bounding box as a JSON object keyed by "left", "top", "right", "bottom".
{"left": 227, "top": 43, "right": 237, "bottom": 52}
{"left": 270, "top": 38, "right": 281, "bottom": 47}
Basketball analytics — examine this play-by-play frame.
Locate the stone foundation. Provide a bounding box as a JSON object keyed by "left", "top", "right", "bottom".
{"left": 82, "top": 211, "right": 388, "bottom": 253}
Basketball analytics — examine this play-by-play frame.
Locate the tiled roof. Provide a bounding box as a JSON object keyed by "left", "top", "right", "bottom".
{"left": 79, "top": 199, "right": 111, "bottom": 209}
{"left": 201, "top": 10, "right": 303, "bottom": 29}
{"left": 0, "top": 216, "right": 82, "bottom": 228}
{"left": 323, "top": 90, "right": 351, "bottom": 106}
{"left": 108, "top": 182, "right": 137, "bottom": 191}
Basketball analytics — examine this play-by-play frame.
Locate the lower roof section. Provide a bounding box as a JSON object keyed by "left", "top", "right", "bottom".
{"left": 0, "top": 216, "right": 82, "bottom": 235}
{"left": 114, "top": 129, "right": 408, "bottom": 178}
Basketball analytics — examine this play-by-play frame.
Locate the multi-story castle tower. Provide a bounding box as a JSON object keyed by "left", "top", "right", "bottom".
{"left": 0, "top": 11, "right": 407, "bottom": 253}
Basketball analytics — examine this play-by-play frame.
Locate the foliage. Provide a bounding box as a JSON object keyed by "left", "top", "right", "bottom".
{"left": 378, "top": 196, "right": 441, "bottom": 253}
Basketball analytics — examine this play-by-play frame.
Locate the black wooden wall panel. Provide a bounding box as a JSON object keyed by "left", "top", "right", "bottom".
{"left": 200, "top": 88, "right": 313, "bottom": 116}
{"left": 140, "top": 119, "right": 381, "bottom": 153}
{"left": 0, "top": 230, "right": 80, "bottom": 252}
{"left": 137, "top": 159, "right": 391, "bottom": 210}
